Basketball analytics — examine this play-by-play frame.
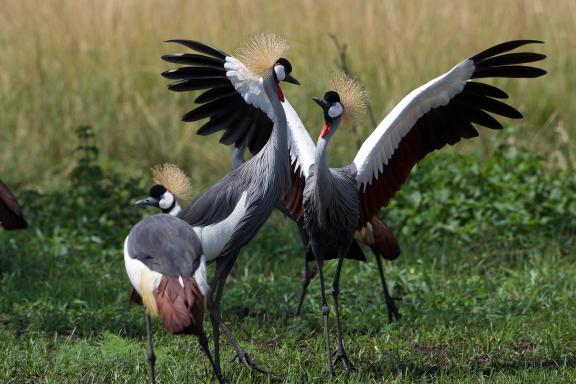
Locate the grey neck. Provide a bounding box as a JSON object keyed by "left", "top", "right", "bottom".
{"left": 256, "top": 74, "right": 290, "bottom": 190}
{"left": 313, "top": 135, "right": 335, "bottom": 199}
{"left": 315, "top": 137, "right": 329, "bottom": 173}
{"left": 262, "top": 75, "right": 288, "bottom": 152}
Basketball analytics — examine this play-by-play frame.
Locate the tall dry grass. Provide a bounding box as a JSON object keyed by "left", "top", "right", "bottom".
{"left": 0, "top": 0, "right": 574, "bottom": 189}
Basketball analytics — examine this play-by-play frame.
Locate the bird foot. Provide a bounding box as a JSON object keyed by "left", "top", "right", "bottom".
{"left": 333, "top": 347, "right": 353, "bottom": 372}
{"left": 385, "top": 296, "right": 401, "bottom": 323}
{"left": 232, "top": 349, "right": 273, "bottom": 377}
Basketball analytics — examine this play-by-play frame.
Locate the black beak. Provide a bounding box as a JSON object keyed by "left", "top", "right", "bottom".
{"left": 283, "top": 73, "right": 300, "bottom": 85}
{"left": 134, "top": 197, "right": 159, "bottom": 207}
{"left": 312, "top": 97, "right": 329, "bottom": 110}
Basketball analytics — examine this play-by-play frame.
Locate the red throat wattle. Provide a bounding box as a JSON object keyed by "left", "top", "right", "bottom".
{"left": 276, "top": 85, "right": 285, "bottom": 102}
{"left": 320, "top": 123, "right": 331, "bottom": 138}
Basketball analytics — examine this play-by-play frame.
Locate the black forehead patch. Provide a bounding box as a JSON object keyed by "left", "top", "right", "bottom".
{"left": 276, "top": 58, "right": 292, "bottom": 73}
{"left": 149, "top": 184, "right": 167, "bottom": 199}
{"left": 324, "top": 91, "right": 340, "bottom": 103}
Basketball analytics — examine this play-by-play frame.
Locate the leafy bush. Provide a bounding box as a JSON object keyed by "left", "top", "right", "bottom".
{"left": 383, "top": 143, "right": 576, "bottom": 245}
{"left": 0, "top": 127, "right": 147, "bottom": 336}
{"left": 19, "top": 126, "right": 145, "bottom": 242}
{"left": 2, "top": 129, "right": 575, "bottom": 337}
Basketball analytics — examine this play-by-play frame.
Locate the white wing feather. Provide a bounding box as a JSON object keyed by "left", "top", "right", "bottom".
{"left": 353, "top": 59, "right": 476, "bottom": 190}
{"left": 283, "top": 99, "right": 316, "bottom": 179}
{"left": 226, "top": 55, "right": 316, "bottom": 178}
{"left": 224, "top": 56, "right": 275, "bottom": 120}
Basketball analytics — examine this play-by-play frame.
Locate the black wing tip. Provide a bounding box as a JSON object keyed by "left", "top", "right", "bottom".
{"left": 164, "top": 39, "right": 193, "bottom": 44}
{"left": 162, "top": 39, "right": 227, "bottom": 59}
{"left": 161, "top": 53, "right": 181, "bottom": 63}
{"left": 471, "top": 39, "right": 546, "bottom": 63}
{"left": 502, "top": 39, "right": 544, "bottom": 46}
{"left": 196, "top": 127, "right": 212, "bottom": 135}
{"left": 161, "top": 69, "right": 177, "bottom": 78}
{"left": 181, "top": 109, "right": 205, "bottom": 122}
{"left": 167, "top": 82, "right": 186, "bottom": 92}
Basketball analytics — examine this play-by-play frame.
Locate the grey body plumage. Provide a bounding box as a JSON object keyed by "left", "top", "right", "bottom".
{"left": 124, "top": 211, "right": 223, "bottom": 383}
{"left": 179, "top": 84, "right": 290, "bottom": 257}
{"left": 155, "top": 37, "right": 298, "bottom": 375}
{"left": 126, "top": 214, "right": 202, "bottom": 277}
{"left": 304, "top": 163, "right": 358, "bottom": 252}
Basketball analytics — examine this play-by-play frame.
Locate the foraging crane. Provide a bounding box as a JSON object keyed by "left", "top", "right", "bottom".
{"left": 279, "top": 40, "right": 546, "bottom": 374}
{"left": 155, "top": 34, "right": 298, "bottom": 373}
{"left": 231, "top": 145, "right": 402, "bottom": 321}
{"left": 125, "top": 171, "right": 221, "bottom": 383}
{"left": 0, "top": 180, "right": 27, "bottom": 230}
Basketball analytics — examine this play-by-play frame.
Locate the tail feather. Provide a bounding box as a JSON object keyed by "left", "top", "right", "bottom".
{"left": 370, "top": 217, "right": 401, "bottom": 260}
{"left": 356, "top": 217, "right": 401, "bottom": 260}
{"left": 129, "top": 288, "right": 143, "bottom": 305}
{"left": 154, "top": 276, "right": 204, "bottom": 335}
{"left": 304, "top": 239, "right": 367, "bottom": 262}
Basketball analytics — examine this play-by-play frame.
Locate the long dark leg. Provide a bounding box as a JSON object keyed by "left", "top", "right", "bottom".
{"left": 145, "top": 313, "right": 156, "bottom": 384}
{"left": 209, "top": 259, "right": 226, "bottom": 375}
{"left": 294, "top": 220, "right": 313, "bottom": 316}
{"left": 332, "top": 246, "right": 352, "bottom": 372}
{"left": 309, "top": 236, "right": 334, "bottom": 376}
{"left": 209, "top": 253, "right": 269, "bottom": 374}
{"left": 373, "top": 250, "right": 401, "bottom": 322}
{"left": 294, "top": 251, "right": 314, "bottom": 316}
{"left": 198, "top": 333, "right": 226, "bottom": 384}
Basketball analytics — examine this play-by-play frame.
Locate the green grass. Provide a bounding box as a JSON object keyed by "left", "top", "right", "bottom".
{"left": 1, "top": 2, "right": 574, "bottom": 382}
{"left": 1, "top": 219, "right": 575, "bottom": 383}
{"left": 1, "top": 147, "right": 575, "bottom": 383}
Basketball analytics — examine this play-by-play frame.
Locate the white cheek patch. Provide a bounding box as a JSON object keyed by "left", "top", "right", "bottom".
{"left": 159, "top": 192, "right": 175, "bottom": 210}
{"left": 274, "top": 65, "right": 286, "bottom": 81}
{"left": 328, "top": 102, "right": 344, "bottom": 118}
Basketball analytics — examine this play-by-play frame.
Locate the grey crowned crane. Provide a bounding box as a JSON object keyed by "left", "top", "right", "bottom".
{"left": 0, "top": 180, "right": 27, "bottom": 230}
{"left": 278, "top": 40, "right": 546, "bottom": 374}
{"left": 124, "top": 166, "right": 221, "bottom": 383}
{"left": 231, "top": 145, "right": 402, "bottom": 321}
{"left": 148, "top": 34, "right": 299, "bottom": 373}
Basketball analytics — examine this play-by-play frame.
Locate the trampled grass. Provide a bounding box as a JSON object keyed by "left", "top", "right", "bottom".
{"left": 0, "top": 0, "right": 574, "bottom": 187}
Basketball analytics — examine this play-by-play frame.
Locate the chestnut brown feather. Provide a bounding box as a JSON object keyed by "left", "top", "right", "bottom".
{"left": 154, "top": 276, "right": 205, "bottom": 336}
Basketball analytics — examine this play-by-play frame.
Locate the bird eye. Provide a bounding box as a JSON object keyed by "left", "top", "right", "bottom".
{"left": 328, "top": 102, "right": 344, "bottom": 118}
{"left": 274, "top": 64, "right": 286, "bottom": 81}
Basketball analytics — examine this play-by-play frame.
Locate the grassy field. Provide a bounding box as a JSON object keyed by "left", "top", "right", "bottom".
{"left": 0, "top": 0, "right": 574, "bottom": 187}
{"left": 1, "top": 145, "right": 575, "bottom": 383}
{"left": 2, "top": 229, "right": 576, "bottom": 383}
{"left": 1, "top": 1, "right": 576, "bottom": 383}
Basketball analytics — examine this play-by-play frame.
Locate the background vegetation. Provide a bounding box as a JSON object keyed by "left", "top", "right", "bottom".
{"left": 0, "top": 0, "right": 574, "bottom": 187}
{"left": 0, "top": 0, "right": 575, "bottom": 383}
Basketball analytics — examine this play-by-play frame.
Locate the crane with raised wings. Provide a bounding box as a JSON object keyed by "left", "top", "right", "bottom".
{"left": 281, "top": 40, "right": 546, "bottom": 374}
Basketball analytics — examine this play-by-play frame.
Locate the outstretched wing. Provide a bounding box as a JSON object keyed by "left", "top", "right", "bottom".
{"left": 0, "top": 180, "right": 27, "bottom": 230}
{"left": 353, "top": 40, "right": 546, "bottom": 227}
{"left": 282, "top": 100, "right": 317, "bottom": 219}
{"left": 162, "top": 40, "right": 274, "bottom": 154}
